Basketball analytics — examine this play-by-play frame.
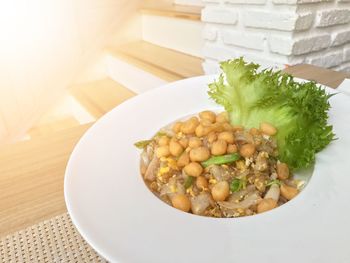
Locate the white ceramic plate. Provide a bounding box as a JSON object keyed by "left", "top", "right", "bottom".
{"left": 64, "top": 75, "right": 350, "bottom": 263}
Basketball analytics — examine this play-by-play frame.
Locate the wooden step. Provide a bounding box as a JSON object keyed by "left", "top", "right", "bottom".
{"left": 28, "top": 117, "right": 80, "bottom": 138}
{"left": 70, "top": 78, "right": 136, "bottom": 119}
{"left": 107, "top": 41, "right": 204, "bottom": 82}
{"left": 141, "top": 0, "right": 202, "bottom": 21}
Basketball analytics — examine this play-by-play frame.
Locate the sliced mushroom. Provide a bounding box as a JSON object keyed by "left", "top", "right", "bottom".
{"left": 190, "top": 192, "right": 213, "bottom": 215}
{"left": 144, "top": 156, "right": 159, "bottom": 181}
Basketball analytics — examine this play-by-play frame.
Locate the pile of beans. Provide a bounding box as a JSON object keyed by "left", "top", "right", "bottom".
{"left": 138, "top": 110, "right": 300, "bottom": 217}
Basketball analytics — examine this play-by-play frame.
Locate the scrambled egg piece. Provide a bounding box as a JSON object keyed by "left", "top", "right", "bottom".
{"left": 170, "top": 185, "right": 177, "bottom": 193}
{"left": 209, "top": 178, "right": 217, "bottom": 185}
{"left": 236, "top": 160, "right": 246, "bottom": 171}
{"left": 186, "top": 186, "right": 195, "bottom": 197}
{"left": 166, "top": 158, "right": 178, "bottom": 170}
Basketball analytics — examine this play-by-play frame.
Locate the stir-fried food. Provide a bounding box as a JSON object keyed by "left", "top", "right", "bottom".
{"left": 136, "top": 111, "right": 303, "bottom": 217}
{"left": 135, "top": 58, "right": 334, "bottom": 217}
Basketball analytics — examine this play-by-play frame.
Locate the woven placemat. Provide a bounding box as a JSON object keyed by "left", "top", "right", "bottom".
{"left": 0, "top": 213, "right": 108, "bottom": 263}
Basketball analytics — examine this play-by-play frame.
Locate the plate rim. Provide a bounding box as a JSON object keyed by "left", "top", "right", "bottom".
{"left": 64, "top": 75, "right": 341, "bottom": 262}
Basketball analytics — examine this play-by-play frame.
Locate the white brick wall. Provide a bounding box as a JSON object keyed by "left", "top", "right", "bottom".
{"left": 201, "top": 0, "right": 350, "bottom": 73}
{"left": 345, "top": 48, "right": 350, "bottom": 62}
{"left": 222, "top": 30, "right": 265, "bottom": 50}
{"left": 203, "top": 43, "right": 238, "bottom": 60}
{"left": 202, "top": 7, "right": 238, "bottom": 24}
{"left": 309, "top": 52, "right": 344, "bottom": 68}
{"left": 174, "top": 0, "right": 204, "bottom": 6}
{"left": 332, "top": 31, "right": 350, "bottom": 47}
{"left": 243, "top": 11, "right": 312, "bottom": 31}
{"left": 203, "top": 25, "right": 218, "bottom": 41}
{"left": 316, "top": 9, "right": 350, "bottom": 27}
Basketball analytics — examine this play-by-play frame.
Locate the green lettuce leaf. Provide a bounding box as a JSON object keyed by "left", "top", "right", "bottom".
{"left": 208, "top": 58, "right": 335, "bottom": 170}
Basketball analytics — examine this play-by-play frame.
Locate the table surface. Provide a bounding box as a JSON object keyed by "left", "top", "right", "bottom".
{"left": 0, "top": 64, "right": 349, "bottom": 237}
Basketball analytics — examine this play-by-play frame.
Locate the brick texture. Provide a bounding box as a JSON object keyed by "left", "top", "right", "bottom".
{"left": 295, "top": 13, "right": 314, "bottom": 31}
{"left": 269, "top": 35, "right": 331, "bottom": 55}
{"left": 226, "top": 0, "right": 266, "bottom": 4}
{"left": 317, "top": 9, "right": 350, "bottom": 27}
{"left": 222, "top": 30, "right": 265, "bottom": 50}
{"left": 292, "top": 35, "right": 331, "bottom": 55}
{"left": 203, "top": 43, "right": 237, "bottom": 60}
{"left": 345, "top": 49, "right": 350, "bottom": 62}
{"left": 309, "top": 52, "right": 344, "bottom": 68}
{"left": 269, "top": 36, "right": 293, "bottom": 55}
{"left": 201, "top": 0, "right": 350, "bottom": 73}
{"left": 203, "top": 26, "right": 218, "bottom": 41}
{"left": 332, "top": 31, "right": 350, "bottom": 47}
{"left": 202, "top": 7, "right": 238, "bottom": 24}
{"left": 244, "top": 11, "right": 298, "bottom": 31}
{"left": 273, "top": 0, "right": 332, "bottom": 4}
{"left": 272, "top": 0, "right": 297, "bottom": 4}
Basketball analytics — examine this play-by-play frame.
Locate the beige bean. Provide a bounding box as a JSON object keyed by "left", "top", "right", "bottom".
{"left": 181, "top": 117, "right": 199, "bottom": 134}
{"left": 195, "top": 125, "right": 205, "bottom": 137}
{"left": 172, "top": 122, "right": 183, "bottom": 133}
{"left": 216, "top": 112, "right": 229, "bottom": 123}
{"left": 239, "top": 144, "right": 256, "bottom": 158}
{"left": 184, "top": 162, "right": 203, "bottom": 177}
{"left": 222, "top": 122, "right": 233, "bottom": 131}
{"left": 280, "top": 184, "right": 298, "bottom": 200}
{"left": 158, "top": 136, "right": 170, "bottom": 146}
{"left": 211, "top": 122, "right": 225, "bottom": 132}
{"left": 179, "top": 137, "right": 189, "bottom": 148}
{"left": 260, "top": 122, "right": 277, "bottom": 136}
{"left": 211, "top": 139, "right": 227, "bottom": 156}
{"left": 249, "top": 128, "right": 261, "bottom": 136}
{"left": 200, "top": 118, "right": 213, "bottom": 127}
{"left": 203, "top": 126, "right": 213, "bottom": 135}
{"left": 232, "top": 125, "right": 244, "bottom": 131}
{"left": 190, "top": 146, "right": 210, "bottom": 162}
{"left": 254, "top": 140, "right": 262, "bottom": 147}
{"left": 227, "top": 144, "right": 238, "bottom": 154}
{"left": 196, "top": 176, "right": 208, "bottom": 189}
{"left": 195, "top": 124, "right": 211, "bottom": 137}
{"left": 172, "top": 194, "right": 191, "bottom": 212}
{"left": 199, "top": 110, "right": 216, "bottom": 123}
{"left": 218, "top": 131, "right": 235, "bottom": 144}
{"left": 207, "top": 132, "right": 217, "bottom": 144}
{"left": 257, "top": 198, "right": 277, "bottom": 214}
{"left": 177, "top": 152, "right": 190, "bottom": 167}
{"left": 156, "top": 146, "right": 170, "bottom": 158}
{"left": 188, "top": 137, "right": 202, "bottom": 148}
{"left": 211, "top": 181, "right": 230, "bottom": 201}
{"left": 277, "top": 162, "right": 289, "bottom": 180}
{"left": 169, "top": 140, "right": 184, "bottom": 157}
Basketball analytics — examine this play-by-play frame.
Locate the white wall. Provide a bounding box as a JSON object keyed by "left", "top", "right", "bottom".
{"left": 174, "top": 0, "right": 204, "bottom": 6}
{"left": 0, "top": 0, "right": 141, "bottom": 144}
{"left": 293, "top": 2, "right": 350, "bottom": 72}
{"left": 201, "top": 0, "right": 350, "bottom": 74}
{"left": 142, "top": 14, "right": 204, "bottom": 57}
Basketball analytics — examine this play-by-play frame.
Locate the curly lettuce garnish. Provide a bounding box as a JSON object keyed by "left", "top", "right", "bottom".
{"left": 208, "top": 58, "right": 335, "bottom": 170}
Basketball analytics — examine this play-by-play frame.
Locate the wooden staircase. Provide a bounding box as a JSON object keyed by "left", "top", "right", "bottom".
{"left": 27, "top": 0, "right": 204, "bottom": 138}
{"left": 2, "top": 0, "right": 206, "bottom": 235}
{"left": 27, "top": 79, "right": 135, "bottom": 138}
{"left": 108, "top": 41, "right": 204, "bottom": 82}
{"left": 69, "top": 78, "right": 135, "bottom": 119}
{"left": 28, "top": 117, "right": 80, "bottom": 138}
